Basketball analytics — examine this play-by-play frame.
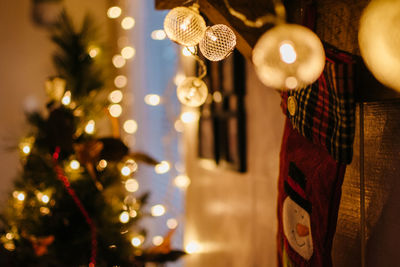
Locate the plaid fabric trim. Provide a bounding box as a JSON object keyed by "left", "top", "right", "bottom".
{"left": 281, "top": 46, "right": 356, "bottom": 164}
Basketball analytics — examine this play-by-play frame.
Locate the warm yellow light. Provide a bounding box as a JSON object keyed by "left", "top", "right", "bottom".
{"left": 40, "top": 207, "right": 50, "bottom": 215}
{"left": 174, "top": 73, "right": 186, "bottom": 86}
{"left": 108, "top": 104, "right": 123, "bottom": 118}
{"left": 123, "top": 120, "right": 138, "bottom": 134}
{"left": 180, "top": 111, "right": 199, "bottom": 123}
{"left": 70, "top": 160, "right": 80, "bottom": 170}
{"left": 121, "top": 166, "right": 131, "bottom": 176}
{"left": 112, "top": 55, "right": 126, "bottom": 68}
{"left": 174, "top": 174, "right": 191, "bottom": 189}
{"left": 98, "top": 159, "right": 107, "bottom": 169}
{"left": 5, "top": 233, "right": 13, "bottom": 240}
{"left": 109, "top": 90, "right": 123, "bottom": 103}
{"left": 144, "top": 94, "right": 161, "bottom": 106}
{"left": 4, "top": 242, "right": 15, "bottom": 251}
{"left": 88, "top": 46, "right": 100, "bottom": 58}
{"left": 85, "top": 120, "right": 95, "bottom": 134}
{"left": 131, "top": 237, "right": 142, "bottom": 247}
{"left": 125, "top": 159, "right": 138, "bottom": 173}
{"left": 151, "top": 204, "right": 166, "bottom": 217}
{"left": 107, "top": 6, "right": 122, "bottom": 19}
{"left": 121, "top": 17, "right": 135, "bottom": 30}
{"left": 22, "top": 145, "right": 31, "bottom": 155}
{"left": 167, "top": 218, "right": 178, "bottom": 229}
{"left": 114, "top": 75, "right": 128, "bottom": 88}
{"left": 185, "top": 241, "right": 202, "bottom": 254}
{"left": 41, "top": 195, "right": 50, "bottom": 204}
{"left": 119, "top": 211, "right": 130, "bottom": 223}
{"left": 61, "top": 91, "right": 71, "bottom": 105}
{"left": 174, "top": 120, "right": 184, "bottom": 132}
{"left": 279, "top": 42, "right": 297, "bottom": 64}
{"left": 152, "top": 236, "right": 164, "bottom": 246}
{"left": 285, "top": 76, "right": 298, "bottom": 89}
{"left": 182, "top": 46, "right": 196, "bottom": 57}
{"left": 130, "top": 210, "right": 137, "bottom": 218}
{"left": 17, "top": 192, "right": 25, "bottom": 201}
{"left": 213, "top": 91, "right": 222, "bottom": 103}
{"left": 121, "top": 46, "right": 136, "bottom": 59}
{"left": 125, "top": 179, "right": 139, "bottom": 192}
{"left": 151, "top": 30, "right": 167, "bottom": 40}
{"left": 155, "top": 161, "right": 170, "bottom": 174}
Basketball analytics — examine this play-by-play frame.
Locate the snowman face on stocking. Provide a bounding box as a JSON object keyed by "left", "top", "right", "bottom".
{"left": 283, "top": 196, "right": 313, "bottom": 260}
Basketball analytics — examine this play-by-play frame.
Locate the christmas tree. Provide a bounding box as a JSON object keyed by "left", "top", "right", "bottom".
{"left": 0, "top": 11, "right": 184, "bottom": 266}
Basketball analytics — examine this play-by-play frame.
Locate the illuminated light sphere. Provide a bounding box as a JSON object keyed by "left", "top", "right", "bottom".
{"left": 109, "top": 90, "right": 124, "bottom": 103}
{"left": 98, "top": 159, "right": 107, "bottom": 169}
{"left": 151, "top": 29, "right": 167, "bottom": 40}
{"left": 167, "top": 218, "right": 178, "bottom": 229}
{"left": 114, "top": 75, "right": 128, "bottom": 88}
{"left": 112, "top": 55, "right": 126, "bottom": 68}
{"left": 130, "top": 210, "right": 137, "bottom": 218}
{"left": 121, "top": 46, "right": 136, "bottom": 59}
{"left": 252, "top": 24, "right": 325, "bottom": 90}
{"left": 121, "top": 166, "right": 132, "bottom": 176}
{"left": 359, "top": 0, "right": 400, "bottom": 92}
{"left": 174, "top": 119, "right": 184, "bottom": 132}
{"left": 70, "top": 160, "right": 80, "bottom": 170}
{"left": 119, "top": 211, "right": 130, "bottom": 223}
{"left": 107, "top": 6, "right": 122, "bottom": 19}
{"left": 17, "top": 192, "right": 25, "bottom": 201}
{"left": 131, "top": 237, "right": 142, "bottom": 247}
{"left": 41, "top": 195, "right": 50, "bottom": 204}
{"left": 174, "top": 73, "right": 186, "bottom": 86}
{"left": 125, "top": 178, "right": 139, "bottom": 192}
{"left": 108, "top": 104, "right": 123, "bottom": 117}
{"left": 5, "top": 233, "right": 14, "bottom": 240}
{"left": 177, "top": 77, "right": 208, "bottom": 107}
{"left": 155, "top": 161, "right": 170, "bottom": 174}
{"left": 185, "top": 241, "right": 202, "bottom": 254}
{"left": 174, "top": 174, "right": 191, "bottom": 189}
{"left": 123, "top": 120, "right": 138, "bottom": 134}
{"left": 61, "top": 91, "right": 71, "bottom": 105}
{"left": 125, "top": 159, "right": 138, "bottom": 172}
{"left": 85, "top": 120, "right": 95, "bottom": 134}
{"left": 88, "top": 46, "right": 100, "bottom": 58}
{"left": 163, "top": 4, "right": 207, "bottom": 46}
{"left": 181, "top": 46, "right": 197, "bottom": 57}
{"left": 180, "top": 111, "right": 199, "bottom": 123}
{"left": 199, "top": 24, "right": 236, "bottom": 61}
{"left": 151, "top": 204, "right": 166, "bottom": 217}
{"left": 144, "top": 94, "right": 161, "bottom": 106}
{"left": 152, "top": 236, "right": 164, "bottom": 246}
{"left": 121, "top": 16, "right": 135, "bottom": 30}
{"left": 22, "top": 145, "right": 31, "bottom": 155}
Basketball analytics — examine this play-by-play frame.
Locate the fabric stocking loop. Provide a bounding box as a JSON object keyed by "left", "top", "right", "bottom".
{"left": 52, "top": 147, "right": 97, "bottom": 267}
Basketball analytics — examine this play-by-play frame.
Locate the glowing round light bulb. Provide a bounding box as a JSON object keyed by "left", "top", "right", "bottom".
{"left": 112, "top": 55, "right": 126, "bottom": 68}
{"left": 41, "top": 195, "right": 49, "bottom": 204}
{"left": 121, "top": 166, "right": 131, "bottom": 176}
{"left": 151, "top": 30, "right": 167, "bottom": 40}
{"left": 85, "top": 120, "right": 95, "bottom": 134}
{"left": 108, "top": 104, "right": 123, "bottom": 118}
{"left": 61, "top": 91, "right": 71, "bottom": 105}
{"left": 125, "top": 179, "right": 139, "bottom": 192}
{"left": 121, "top": 46, "right": 135, "bottom": 59}
{"left": 98, "top": 159, "right": 107, "bottom": 169}
{"left": 155, "top": 161, "right": 170, "bottom": 174}
{"left": 163, "top": 5, "right": 207, "bottom": 46}
{"left": 185, "top": 241, "right": 201, "bottom": 254}
{"left": 22, "top": 145, "right": 31, "bottom": 155}
{"left": 180, "top": 111, "right": 199, "bottom": 123}
{"left": 123, "top": 120, "right": 138, "bottom": 134}
{"left": 121, "top": 17, "right": 135, "bottom": 30}
{"left": 119, "top": 211, "right": 130, "bottom": 223}
{"left": 114, "top": 75, "right": 128, "bottom": 88}
{"left": 152, "top": 236, "right": 164, "bottom": 246}
{"left": 70, "top": 160, "right": 80, "bottom": 170}
{"left": 174, "top": 73, "right": 186, "bottom": 86}
{"left": 177, "top": 77, "right": 208, "bottom": 107}
{"left": 359, "top": 0, "right": 400, "bottom": 92}
{"left": 109, "top": 90, "right": 123, "bottom": 103}
{"left": 167, "top": 218, "right": 178, "bottom": 229}
{"left": 174, "top": 174, "right": 191, "bottom": 189}
{"left": 199, "top": 24, "right": 236, "bottom": 61}
{"left": 252, "top": 24, "right": 325, "bottom": 90}
{"left": 151, "top": 204, "right": 166, "bottom": 217}
{"left": 17, "top": 192, "right": 25, "bottom": 201}
{"left": 107, "top": 6, "right": 122, "bottom": 19}
{"left": 131, "top": 237, "right": 142, "bottom": 247}
{"left": 88, "top": 46, "right": 100, "bottom": 58}
{"left": 144, "top": 94, "right": 161, "bottom": 106}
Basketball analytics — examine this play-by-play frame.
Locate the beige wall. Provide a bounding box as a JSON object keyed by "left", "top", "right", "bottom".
{"left": 0, "top": 1, "right": 108, "bottom": 206}
{"left": 183, "top": 61, "right": 285, "bottom": 267}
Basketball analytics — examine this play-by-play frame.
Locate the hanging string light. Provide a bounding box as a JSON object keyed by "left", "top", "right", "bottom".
{"left": 199, "top": 24, "right": 237, "bottom": 61}
{"left": 163, "top": 4, "right": 207, "bottom": 46}
{"left": 177, "top": 77, "right": 208, "bottom": 107}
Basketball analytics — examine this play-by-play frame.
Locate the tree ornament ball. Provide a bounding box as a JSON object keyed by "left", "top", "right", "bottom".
{"left": 164, "top": 4, "right": 206, "bottom": 47}
{"left": 199, "top": 24, "right": 237, "bottom": 61}
{"left": 359, "top": 0, "right": 400, "bottom": 92}
{"left": 252, "top": 24, "right": 325, "bottom": 90}
{"left": 177, "top": 77, "right": 208, "bottom": 107}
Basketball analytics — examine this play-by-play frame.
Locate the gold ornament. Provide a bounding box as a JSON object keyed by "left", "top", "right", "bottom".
{"left": 163, "top": 4, "right": 206, "bottom": 46}
{"left": 359, "top": 0, "right": 400, "bottom": 92}
{"left": 199, "top": 24, "right": 236, "bottom": 61}
{"left": 252, "top": 24, "right": 325, "bottom": 90}
{"left": 177, "top": 77, "right": 208, "bottom": 107}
